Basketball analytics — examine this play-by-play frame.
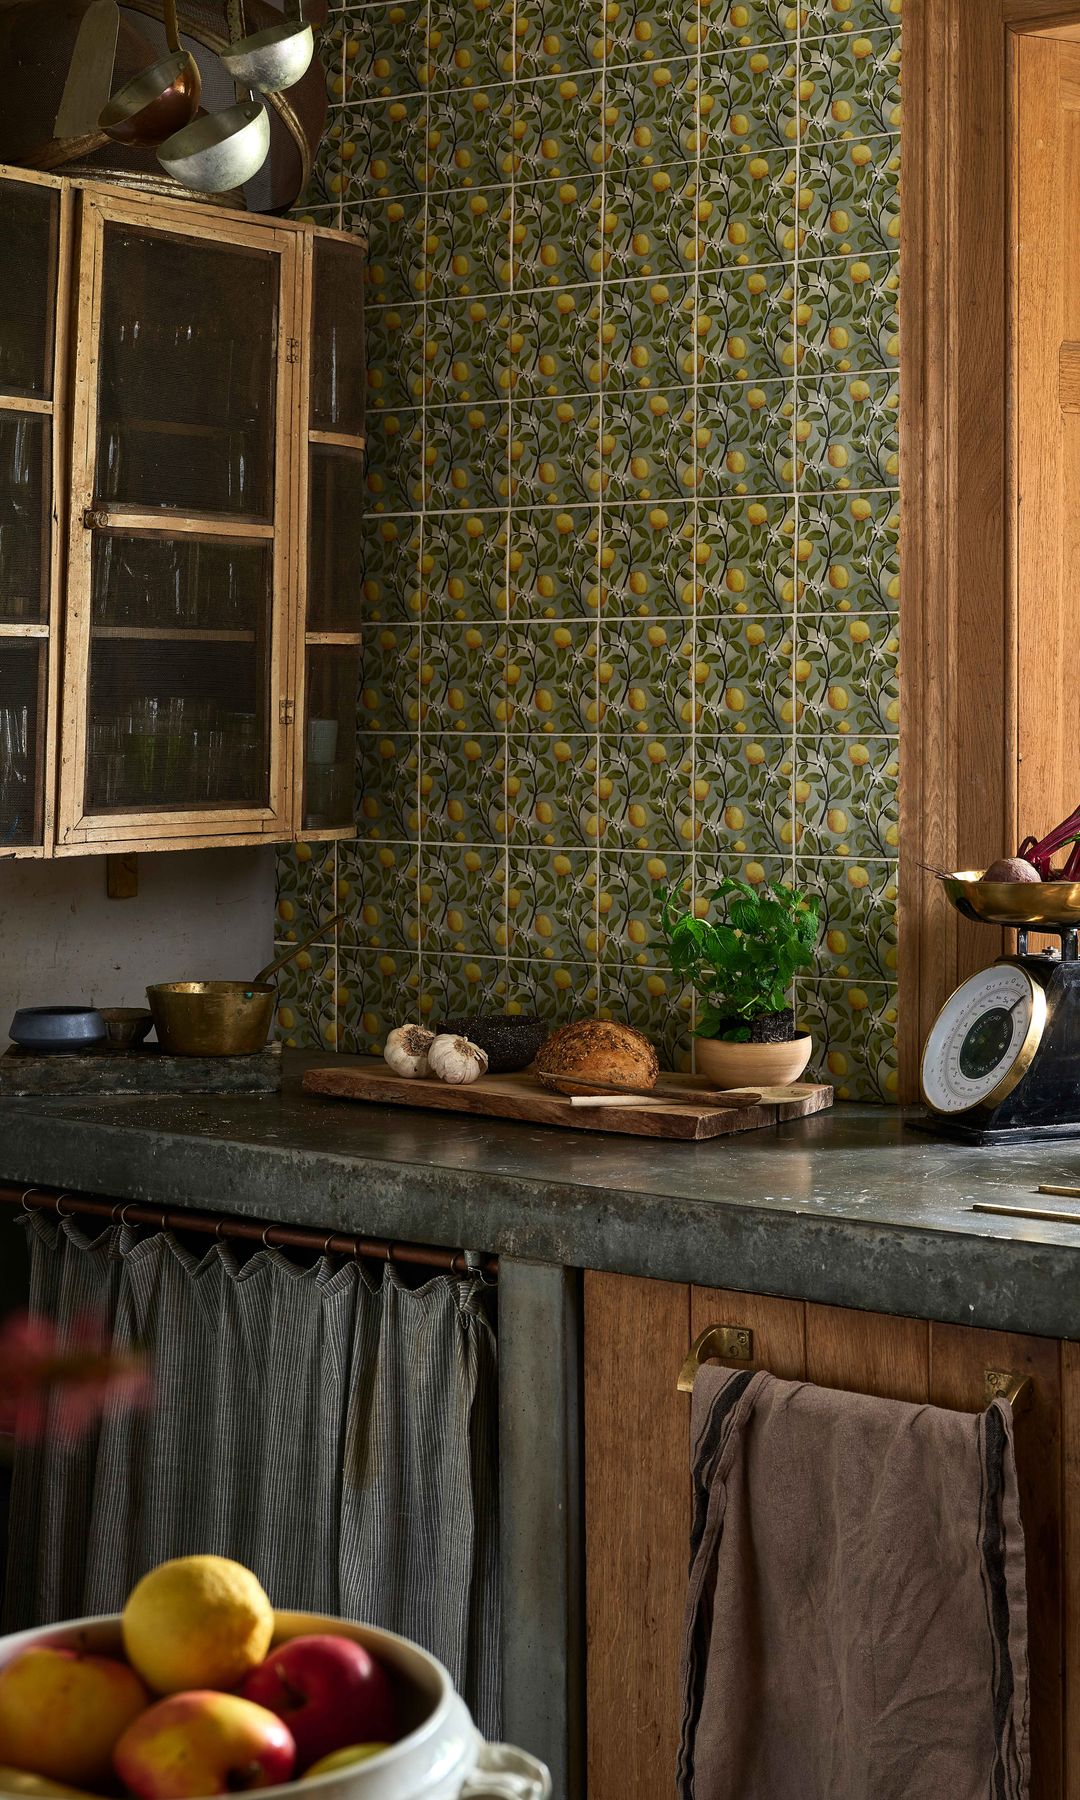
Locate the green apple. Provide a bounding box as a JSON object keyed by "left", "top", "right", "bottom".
{"left": 303, "top": 1745, "right": 390, "bottom": 1779}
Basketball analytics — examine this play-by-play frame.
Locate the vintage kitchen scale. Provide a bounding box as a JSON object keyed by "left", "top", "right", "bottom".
{"left": 915, "top": 871, "right": 1080, "bottom": 1141}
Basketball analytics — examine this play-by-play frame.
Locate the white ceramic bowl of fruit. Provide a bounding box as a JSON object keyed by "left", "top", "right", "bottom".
{"left": 0, "top": 1557, "right": 548, "bottom": 1800}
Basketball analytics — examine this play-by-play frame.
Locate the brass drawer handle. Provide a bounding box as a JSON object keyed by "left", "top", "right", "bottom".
{"left": 985, "top": 1368, "right": 1033, "bottom": 1414}
{"left": 677, "top": 1324, "right": 754, "bottom": 1394}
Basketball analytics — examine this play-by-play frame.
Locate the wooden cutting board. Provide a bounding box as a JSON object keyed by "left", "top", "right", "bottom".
{"left": 302, "top": 1058, "right": 834, "bottom": 1141}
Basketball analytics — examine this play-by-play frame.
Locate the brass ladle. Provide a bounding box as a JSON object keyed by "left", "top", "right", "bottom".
{"left": 99, "top": 0, "right": 201, "bottom": 148}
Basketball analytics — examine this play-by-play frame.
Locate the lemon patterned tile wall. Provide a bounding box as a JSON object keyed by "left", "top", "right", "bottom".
{"left": 276, "top": 0, "right": 901, "bottom": 1101}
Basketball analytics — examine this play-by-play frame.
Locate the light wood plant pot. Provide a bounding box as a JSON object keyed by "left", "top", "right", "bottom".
{"left": 695, "top": 1031, "right": 813, "bottom": 1089}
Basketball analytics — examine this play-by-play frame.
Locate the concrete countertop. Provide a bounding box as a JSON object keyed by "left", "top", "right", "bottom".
{"left": 2, "top": 1054, "right": 1080, "bottom": 1337}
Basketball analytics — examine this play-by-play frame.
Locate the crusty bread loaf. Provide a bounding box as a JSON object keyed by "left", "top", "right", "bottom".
{"left": 534, "top": 1019, "right": 659, "bottom": 1095}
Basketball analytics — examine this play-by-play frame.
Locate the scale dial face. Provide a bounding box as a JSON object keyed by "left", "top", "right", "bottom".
{"left": 921, "top": 961, "right": 1047, "bottom": 1116}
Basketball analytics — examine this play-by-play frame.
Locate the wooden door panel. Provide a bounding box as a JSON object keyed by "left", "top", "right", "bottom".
{"left": 584, "top": 1271, "right": 690, "bottom": 1800}
{"left": 931, "top": 1323, "right": 1063, "bottom": 1799}
{"left": 691, "top": 1285, "right": 806, "bottom": 1380}
{"left": 806, "top": 1302, "right": 930, "bottom": 1402}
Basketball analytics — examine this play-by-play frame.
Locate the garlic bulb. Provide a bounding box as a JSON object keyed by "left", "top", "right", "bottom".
{"left": 384, "top": 1024, "right": 436, "bottom": 1078}
{"left": 428, "top": 1033, "right": 488, "bottom": 1085}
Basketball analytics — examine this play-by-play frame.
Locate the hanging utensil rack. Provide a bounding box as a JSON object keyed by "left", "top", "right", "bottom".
{"left": 0, "top": 1184, "right": 496, "bottom": 1278}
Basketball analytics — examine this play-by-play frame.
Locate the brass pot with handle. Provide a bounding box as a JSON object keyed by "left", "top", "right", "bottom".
{"left": 147, "top": 915, "right": 342, "bottom": 1055}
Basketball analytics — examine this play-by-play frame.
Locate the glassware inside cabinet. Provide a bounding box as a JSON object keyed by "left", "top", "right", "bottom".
{"left": 0, "top": 179, "right": 59, "bottom": 401}
{"left": 0, "top": 414, "right": 50, "bottom": 624}
{"left": 307, "top": 445, "right": 364, "bottom": 632}
{"left": 84, "top": 532, "right": 272, "bottom": 816}
{"left": 0, "top": 642, "right": 44, "bottom": 847}
{"left": 303, "top": 645, "right": 358, "bottom": 831}
{"left": 94, "top": 227, "right": 278, "bottom": 520}
{"left": 310, "top": 236, "right": 365, "bottom": 438}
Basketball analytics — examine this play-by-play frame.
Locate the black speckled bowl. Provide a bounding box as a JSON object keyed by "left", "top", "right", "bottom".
{"left": 438, "top": 1015, "right": 547, "bottom": 1074}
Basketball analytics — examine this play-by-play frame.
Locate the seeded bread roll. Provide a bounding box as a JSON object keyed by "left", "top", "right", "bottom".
{"left": 534, "top": 1019, "right": 659, "bottom": 1095}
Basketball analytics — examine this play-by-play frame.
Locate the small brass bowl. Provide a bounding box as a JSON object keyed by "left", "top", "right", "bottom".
{"left": 147, "top": 981, "right": 275, "bottom": 1057}
{"left": 942, "top": 869, "right": 1080, "bottom": 928}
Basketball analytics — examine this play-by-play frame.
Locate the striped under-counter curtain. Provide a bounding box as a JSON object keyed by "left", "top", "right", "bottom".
{"left": 4, "top": 1213, "right": 500, "bottom": 1737}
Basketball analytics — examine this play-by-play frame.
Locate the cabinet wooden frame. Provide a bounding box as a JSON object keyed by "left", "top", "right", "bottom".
{"left": 290, "top": 225, "right": 365, "bottom": 848}
{"left": 900, "top": 0, "right": 1080, "bottom": 1096}
{"left": 56, "top": 187, "right": 301, "bottom": 853}
{"left": 0, "top": 162, "right": 365, "bottom": 859}
{"left": 0, "top": 168, "right": 72, "bottom": 859}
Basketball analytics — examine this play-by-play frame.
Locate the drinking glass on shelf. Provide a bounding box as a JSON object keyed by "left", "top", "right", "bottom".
{"left": 0, "top": 702, "right": 30, "bottom": 840}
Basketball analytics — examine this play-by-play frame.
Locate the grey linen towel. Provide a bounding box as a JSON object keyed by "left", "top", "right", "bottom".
{"left": 678, "top": 1368, "right": 1029, "bottom": 1800}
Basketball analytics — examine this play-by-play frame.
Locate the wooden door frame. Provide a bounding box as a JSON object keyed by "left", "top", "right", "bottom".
{"left": 899, "top": 0, "right": 1080, "bottom": 1097}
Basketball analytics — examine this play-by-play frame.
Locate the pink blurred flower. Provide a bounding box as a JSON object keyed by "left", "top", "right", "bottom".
{"left": 0, "top": 1311, "right": 151, "bottom": 1443}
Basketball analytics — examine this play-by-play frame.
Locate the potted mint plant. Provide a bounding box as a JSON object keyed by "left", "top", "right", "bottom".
{"left": 656, "top": 876, "right": 820, "bottom": 1087}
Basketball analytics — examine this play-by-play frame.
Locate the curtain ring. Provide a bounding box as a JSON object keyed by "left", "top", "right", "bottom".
{"left": 159, "top": 1210, "right": 168, "bottom": 1231}
{"left": 55, "top": 1192, "right": 73, "bottom": 1219}
{"left": 385, "top": 1242, "right": 396, "bottom": 1267}
{"left": 261, "top": 1224, "right": 274, "bottom": 1248}
{"left": 214, "top": 1217, "right": 227, "bottom": 1241}
{"left": 323, "top": 1232, "right": 335, "bottom": 1255}
{"left": 119, "top": 1203, "right": 137, "bottom": 1228}
{"left": 110, "top": 1202, "right": 124, "bottom": 1224}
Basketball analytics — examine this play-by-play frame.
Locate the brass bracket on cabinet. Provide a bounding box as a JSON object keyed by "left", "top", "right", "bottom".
{"left": 279, "top": 698, "right": 296, "bottom": 726}
{"left": 677, "top": 1324, "right": 754, "bottom": 1394}
{"left": 985, "top": 1368, "right": 1034, "bottom": 1415}
{"left": 82, "top": 507, "right": 110, "bottom": 529}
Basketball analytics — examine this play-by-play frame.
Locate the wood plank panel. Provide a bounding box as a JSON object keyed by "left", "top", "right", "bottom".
{"left": 806, "top": 1302, "right": 930, "bottom": 1402}
{"left": 691, "top": 1286, "right": 806, "bottom": 1380}
{"left": 1062, "top": 1341, "right": 1080, "bottom": 1799}
{"left": 585, "top": 1271, "right": 690, "bottom": 1800}
{"left": 931, "top": 1323, "right": 1063, "bottom": 1800}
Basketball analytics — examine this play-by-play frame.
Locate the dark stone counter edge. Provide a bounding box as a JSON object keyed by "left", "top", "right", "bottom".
{"left": 1, "top": 1113, "right": 1076, "bottom": 1341}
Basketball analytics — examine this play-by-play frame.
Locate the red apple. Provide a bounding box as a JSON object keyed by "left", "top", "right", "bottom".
{"left": 114, "top": 1692, "right": 296, "bottom": 1798}
{"left": 240, "top": 1636, "right": 396, "bottom": 1770}
{"left": 0, "top": 1644, "right": 149, "bottom": 1788}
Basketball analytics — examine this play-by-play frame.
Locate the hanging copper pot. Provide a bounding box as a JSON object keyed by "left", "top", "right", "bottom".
{"left": 98, "top": 0, "right": 199, "bottom": 145}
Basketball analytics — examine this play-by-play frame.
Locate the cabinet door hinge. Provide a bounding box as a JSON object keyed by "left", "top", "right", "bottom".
{"left": 279, "top": 698, "right": 296, "bottom": 726}
{"left": 286, "top": 337, "right": 301, "bottom": 364}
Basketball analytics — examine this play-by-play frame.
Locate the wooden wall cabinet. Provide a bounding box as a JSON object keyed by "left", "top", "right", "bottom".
{"left": 585, "top": 1272, "right": 1077, "bottom": 1800}
{"left": 0, "top": 164, "right": 365, "bottom": 858}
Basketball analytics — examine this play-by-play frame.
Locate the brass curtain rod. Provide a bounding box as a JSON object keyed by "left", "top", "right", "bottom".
{"left": 0, "top": 1185, "right": 497, "bottom": 1279}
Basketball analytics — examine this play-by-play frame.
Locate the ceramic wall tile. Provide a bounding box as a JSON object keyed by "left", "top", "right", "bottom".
{"left": 597, "top": 736, "right": 696, "bottom": 850}
{"left": 599, "top": 500, "right": 697, "bottom": 616}
{"left": 336, "top": 948, "right": 422, "bottom": 1053}
{"left": 506, "top": 846, "right": 599, "bottom": 960}
{"left": 511, "top": 174, "right": 605, "bottom": 290}
{"left": 795, "top": 975, "right": 899, "bottom": 1102}
{"left": 602, "top": 277, "right": 697, "bottom": 392}
{"left": 281, "top": 10, "right": 902, "bottom": 1094}
{"left": 422, "top": 732, "right": 512, "bottom": 840}
{"left": 338, "top": 4, "right": 428, "bottom": 98}
{"left": 425, "top": 85, "right": 516, "bottom": 189}
{"left": 422, "top": 510, "right": 510, "bottom": 618}
{"left": 355, "top": 735, "right": 421, "bottom": 840}
{"left": 338, "top": 841, "right": 421, "bottom": 952}
{"left": 276, "top": 843, "right": 338, "bottom": 943}
{"left": 418, "top": 842, "right": 508, "bottom": 953}
{"left": 510, "top": 286, "right": 603, "bottom": 397}
{"left": 425, "top": 0, "right": 514, "bottom": 91}
{"left": 597, "top": 850, "right": 691, "bottom": 965}
{"left": 509, "top": 507, "right": 602, "bottom": 616}
{"left": 513, "top": 0, "right": 605, "bottom": 78}
{"left": 423, "top": 188, "right": 514, "bottom": 297}
{"left": 505, "top": 734, "right": 600, "bottom": 845}
{"left": 798, "top": 27, "right": 900, "bottom": 139}
{"left": 695, "top": 496, "right": 795, "bottom": 614}
{"left": 361, "top": 513, "right": 423, "bottom": 621}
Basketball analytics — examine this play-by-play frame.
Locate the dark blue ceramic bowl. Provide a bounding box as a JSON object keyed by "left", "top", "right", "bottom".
{"left": 8, "top": 1007, "right": 108, "bottom": 1053}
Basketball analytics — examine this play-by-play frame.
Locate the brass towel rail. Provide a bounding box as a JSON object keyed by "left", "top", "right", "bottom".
{"left": 0, "top": 1184, "right": 497, "bottom": 1279}
{"left": 679, "top": 1321, "right": 1033, "bottom": 1413}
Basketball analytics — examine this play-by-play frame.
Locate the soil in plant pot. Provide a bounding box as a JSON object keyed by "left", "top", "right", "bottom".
{"left": 716, "top": 1007, "right": 795, "bottom": 1045}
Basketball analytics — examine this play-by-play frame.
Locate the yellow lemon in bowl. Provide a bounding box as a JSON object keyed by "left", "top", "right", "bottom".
{"left": 122, "top": 1556, "right": 273, "bottom": 1695}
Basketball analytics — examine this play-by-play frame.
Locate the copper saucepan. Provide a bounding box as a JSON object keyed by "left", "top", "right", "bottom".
{"left": 98, "top": 0, "right": 201, "bottom": 147}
